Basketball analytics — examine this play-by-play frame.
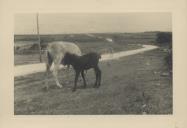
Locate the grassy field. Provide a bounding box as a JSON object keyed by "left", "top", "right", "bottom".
{"left": 14, "top": 47, "right": 172, "bottom": 115}
{"left": 14, "top": 32, "right": 172, "bottom": 114}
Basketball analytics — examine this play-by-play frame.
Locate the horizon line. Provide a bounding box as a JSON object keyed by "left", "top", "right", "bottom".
{"left": 14, "top": 31, "right": 172, "bottom": 36}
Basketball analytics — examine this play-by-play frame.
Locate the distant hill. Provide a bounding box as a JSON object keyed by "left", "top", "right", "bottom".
{"left": 14, "top": 32, "right": 162, "bottom": 43}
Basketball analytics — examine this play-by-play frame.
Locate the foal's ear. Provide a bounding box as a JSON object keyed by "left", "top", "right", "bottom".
{"left": 64, "top": 52, "right": 70, "bottom": 57}
{"left": 64, "top": 52, "right": 69, "bottom": 58}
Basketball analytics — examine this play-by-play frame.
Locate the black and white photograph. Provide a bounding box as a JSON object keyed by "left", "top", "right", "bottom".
{"left": 14, "top": 13, "right": 173, "bottom": 115}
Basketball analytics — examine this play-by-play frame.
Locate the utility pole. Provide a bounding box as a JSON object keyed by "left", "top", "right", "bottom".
{"left": 36, "top": 13, "right": 42, "bottom": 62}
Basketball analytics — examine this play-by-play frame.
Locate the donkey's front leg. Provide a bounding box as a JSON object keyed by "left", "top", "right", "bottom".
{"left": 73, "top": 71, "right": 80, "bottom": 92}
{"left": 53, "top": 57, "right": 63, "bottom": 88}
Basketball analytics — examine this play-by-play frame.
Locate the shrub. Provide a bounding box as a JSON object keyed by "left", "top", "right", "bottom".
{"left": 165, "top": 51, "right": 172, "bottom": 71}
{"left": 156, "top": 32, "right": 172, "bottom": 45}
{"left": 156, "top": 32, "right": 172, "bottom": 71}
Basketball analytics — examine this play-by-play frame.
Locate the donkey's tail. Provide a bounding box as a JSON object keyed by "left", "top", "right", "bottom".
{"left": 44, "top": 50, "right": 53, "bottom": 89}
{"left": 46, "top": 50, "right": 53, "bottom": 72}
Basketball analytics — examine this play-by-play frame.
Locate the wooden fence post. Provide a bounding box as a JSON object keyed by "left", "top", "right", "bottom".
{"left": 36, "top": 13, "right": 42, "bottom": 62}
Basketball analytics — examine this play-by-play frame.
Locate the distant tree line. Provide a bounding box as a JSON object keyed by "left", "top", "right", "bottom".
{"left": 156, "top": 32, "right": 172, "bottom": 44}
{"left": 156, "top": 32, "right": 172, "bottom": 71}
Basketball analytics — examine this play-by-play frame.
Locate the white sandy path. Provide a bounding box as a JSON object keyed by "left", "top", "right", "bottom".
{"left": 14, "top": 45, "right": 158, "bottom": 77}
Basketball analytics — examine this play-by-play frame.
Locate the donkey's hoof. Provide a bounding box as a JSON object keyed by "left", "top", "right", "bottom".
{"left": 57, "top": 84, "right": 63, "bottom": 88}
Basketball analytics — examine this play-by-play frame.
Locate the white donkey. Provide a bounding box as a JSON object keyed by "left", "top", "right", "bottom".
{"left": 46, "top": 41, "right": 81, "bottom": 89}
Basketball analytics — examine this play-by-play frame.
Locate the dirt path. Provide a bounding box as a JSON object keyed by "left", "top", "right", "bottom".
{"left": 14, "top": 44, "right": 158, "bottom": 77}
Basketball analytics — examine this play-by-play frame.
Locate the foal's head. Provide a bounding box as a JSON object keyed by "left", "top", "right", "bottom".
{"left": 62, "top": 52, "right": 78, "bottom": 66}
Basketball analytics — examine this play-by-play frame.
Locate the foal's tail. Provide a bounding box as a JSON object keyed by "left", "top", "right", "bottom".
{"left": 98, "top": 53, "right": 101, "bottom": 60}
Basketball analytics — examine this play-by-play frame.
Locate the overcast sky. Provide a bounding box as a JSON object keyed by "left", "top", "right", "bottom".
{"left": 14, "top": 13, "right": 172, "bottom": 34}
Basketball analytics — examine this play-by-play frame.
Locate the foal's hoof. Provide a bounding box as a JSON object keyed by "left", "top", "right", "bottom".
{"left": 94, "top": 85, "right": 100, "bottom": 88}
{"left": 72, "top": 88, "right": 76, "bottom": 92}
{"left": 93, "top": 84, "right": 98, "bottom": 88}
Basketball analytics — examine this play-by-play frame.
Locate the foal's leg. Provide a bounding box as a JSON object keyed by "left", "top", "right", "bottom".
{"left": 81, "top": 70, "right": 87, "bottom": 88}
{"left": 97, "top": 66, "right": 102, "bottom": 87}
{"left": 94, "top": 66, "right": 101, "bottom": 87}
{"left": 73, "top": 71, "right": 80, "bottom": 92}
{"left": 94, "top": 68, "right": 99, "bottom": 87}
{"left": 64, "top": 65, "right": 70, "bottom": 84}
{"left": 53, "top": 56, "right": 63, "bottom": 88}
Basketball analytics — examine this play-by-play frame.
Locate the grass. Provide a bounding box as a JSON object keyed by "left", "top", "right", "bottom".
{"left": 14, "top": 32, "right": 172, "bottom": 114}
{"left": 14, "top": 48, "right": 172, "bottom": 115}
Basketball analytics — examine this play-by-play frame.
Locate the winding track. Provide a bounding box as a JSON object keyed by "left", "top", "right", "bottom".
{"left": 14, "top": 45, "right": 158, "bottom": 77}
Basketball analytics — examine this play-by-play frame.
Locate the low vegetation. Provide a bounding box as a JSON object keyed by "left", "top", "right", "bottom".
{"left": 14, "top": 48, "right": 172, "bottom": 114}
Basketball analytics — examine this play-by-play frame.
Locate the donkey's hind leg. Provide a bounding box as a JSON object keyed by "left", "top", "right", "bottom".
{"left": 45, "top": 62, "right": 52, "bottom": 90}
{"left": 45, "top": 51, "right": 53, "bottom": 90}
